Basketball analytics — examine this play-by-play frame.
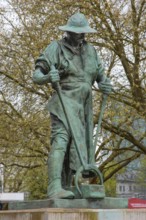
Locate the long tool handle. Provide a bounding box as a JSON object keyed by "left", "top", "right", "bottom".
{"left": 93, "top": 94, "right": 108, "bottom": 149}
{"left": 51, "top": 66, "right": 86, "bottom": 168}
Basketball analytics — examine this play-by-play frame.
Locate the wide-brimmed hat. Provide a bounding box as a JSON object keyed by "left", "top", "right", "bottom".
{"left": 59, "top": 12, "right": 97, "bottom": 33}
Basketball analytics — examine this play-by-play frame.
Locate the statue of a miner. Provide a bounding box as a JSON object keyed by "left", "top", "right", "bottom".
{"left": 33, "top": 12, "right": 112, "bottom": 199}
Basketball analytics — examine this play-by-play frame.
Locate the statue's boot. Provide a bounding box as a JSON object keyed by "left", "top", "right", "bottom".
{"left": 47, "top": 150, "right": 74, "bottom": 199}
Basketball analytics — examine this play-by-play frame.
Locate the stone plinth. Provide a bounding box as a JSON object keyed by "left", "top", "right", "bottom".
{"left": 8, "top": 197, "right": 128, "bottom": 210}
{"left": 0, "top": 208, "right": 146, "bottom": 220}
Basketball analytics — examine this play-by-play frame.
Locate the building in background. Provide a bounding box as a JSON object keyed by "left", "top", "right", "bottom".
{"left": 115, "top": 117, "right": 146, "bottom": 199}
{"left": 116, "top": 158, "right": 146, "bottom": 199}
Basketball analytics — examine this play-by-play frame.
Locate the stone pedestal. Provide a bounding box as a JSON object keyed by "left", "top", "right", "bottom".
{"left": 9, "top": 197, "right": 128, "bottom": 210}
{"left": 0, "top": 208, "right": 146, "bottom": 220}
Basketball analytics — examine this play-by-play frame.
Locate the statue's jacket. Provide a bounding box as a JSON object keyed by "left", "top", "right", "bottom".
{"left": 34, "top": 39, "right": 105, "bottom": 171}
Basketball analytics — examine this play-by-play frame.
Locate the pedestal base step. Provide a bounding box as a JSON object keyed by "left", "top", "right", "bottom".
{"left": 8, "top": 197, "right": 128, "bottom": 210}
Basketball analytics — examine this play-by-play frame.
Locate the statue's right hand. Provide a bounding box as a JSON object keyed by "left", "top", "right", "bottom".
{"left": 49, "top": 69, "right": 60, "bottom": 83}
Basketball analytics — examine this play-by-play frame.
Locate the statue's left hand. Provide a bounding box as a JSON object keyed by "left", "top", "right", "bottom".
{"left": 98, "top": 77, "right": 112, "bottom": 95}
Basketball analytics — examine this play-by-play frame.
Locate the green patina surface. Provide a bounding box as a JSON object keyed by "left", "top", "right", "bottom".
{"left": 33, "top": 12, "right": 112, "bottom": 199}
{"left": 9, "top": 197, "right": 128, "bottom": 210}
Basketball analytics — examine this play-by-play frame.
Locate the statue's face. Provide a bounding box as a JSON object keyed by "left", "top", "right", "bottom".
{"left": 66, "top": 32, "right": 85, "bottom": 46}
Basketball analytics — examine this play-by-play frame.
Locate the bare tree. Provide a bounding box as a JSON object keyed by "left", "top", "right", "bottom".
{"left": 0, "top": 0, "right": 145, "bottom": 197}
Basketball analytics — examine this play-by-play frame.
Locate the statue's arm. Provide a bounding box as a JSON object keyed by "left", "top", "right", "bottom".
{"left": 33, "top": 61, "right": 50, "bottom": 85}
{"left": 33, "top": 41, "right": 60, "bottom": 85}
{"left": 95, "top": 53, "right": 106, "bottom": 83}
{"left": 96, "top": 52, "right": 112, "bottom": 94}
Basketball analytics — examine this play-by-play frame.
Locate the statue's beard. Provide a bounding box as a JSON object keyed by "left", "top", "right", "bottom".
{"left": 66, "top": 32, "right": 85, "bottom": 47}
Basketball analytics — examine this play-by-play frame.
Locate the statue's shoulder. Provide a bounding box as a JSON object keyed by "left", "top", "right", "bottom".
{"left": 44, "top": 40, "right": 60, "bottom": 52}
{"left": 87, "top": 42, "right": 96, "bottom": 49}
{"left": 84, "top": 42, "right": 97, "bottom": 56}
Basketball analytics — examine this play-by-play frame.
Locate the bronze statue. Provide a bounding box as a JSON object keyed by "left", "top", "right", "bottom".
{"left": 33, "top": 12, "right": 112, "bottom": 199}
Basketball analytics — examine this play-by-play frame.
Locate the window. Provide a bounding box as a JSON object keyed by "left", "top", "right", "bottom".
{"left": 119, "top": 185, "right": 122, "bottom": 192}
